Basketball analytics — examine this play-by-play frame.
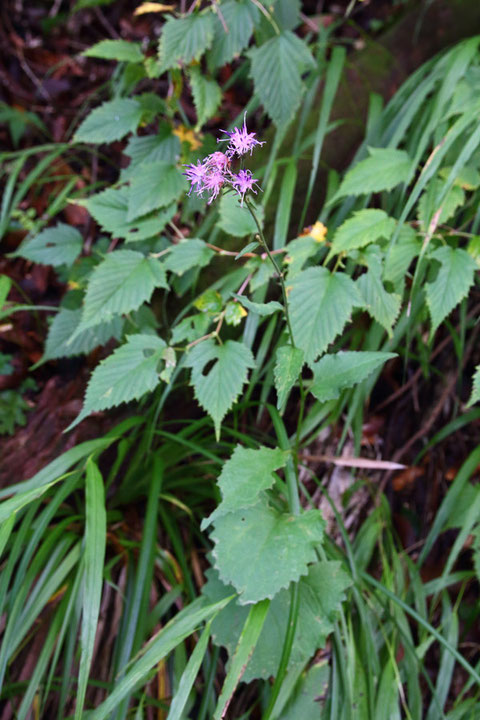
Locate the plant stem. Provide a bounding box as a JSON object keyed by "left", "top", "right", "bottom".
{"left": 245, "top": 200, "right": 296, "bottom": 348}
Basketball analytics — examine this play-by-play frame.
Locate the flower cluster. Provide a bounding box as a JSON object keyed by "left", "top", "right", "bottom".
{"left": 183, "top": 114, "right": 263, "bottom": 206}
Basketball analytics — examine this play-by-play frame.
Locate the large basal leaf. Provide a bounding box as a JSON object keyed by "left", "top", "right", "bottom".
{"left": 207, "top": 0, "right": 257, "bottom": 69}
{"left": 357, "top": 254, "right": 401, "bottom": 337}
{"left": 201, "top": 445, "right": 288, "bottom": 529}
{"left": 211, "top": 496, "right": 325, "bottom": 604}
{"left": 74, "top": 98, "right": 143, "bottom": 144}
{"left": 15, "top": 224, "right": 83, "bottom": 267}
{"left": 248, "top": 31, "right": 314, "bottom": 127}
{"left": 80, "top": 250, "right": 168, "bottom": 330}
{"left": 164, "top": 238, "right": 214, "bottom": 276}
{"left": 310, "top": 351, "right": 396, "bottom": 403}
{"left": 69, "top": 334, "right": 165, "bottom": 429}
{"left": 289, "top": 267, "right": 362, "bottom": 365}
{"left": 43, "top": 307, "right": 123, "bottom": 361}
{"left": 127, "top": 162, "right": 186, "bottom": 221}
{"left": 332, "top": 147, "right": 412, "bottom": 201}
{"left": 326, "top": 209, "right": 396, "bottom": 261}
{"left": 186, "top": 339, "right": 255, "bottom": 439}
{"left": 77, "top": 186, "right": 175, "bottom": 241}
{"left": 218, "top": 194, "right": 263, "bottom": 237}
{"left": 467, "top": 366, "right": 480, "bottom": 407}
{"left": 426, "top": 246, "right": 477, "bottom": 336}
{"left": 82, "top": 39, "right": 144, "bottom": 62}
{"left": 274, "top": 345, "right": 304, "bottom": 412}
{"left": 203, "top": 561, "right": 349, "bottom": 682}
{"left": 189, "top": 67, "right": 222, "bottom": 128}
{"left": 158, "top": 14, "right": 214, "bottom": 69}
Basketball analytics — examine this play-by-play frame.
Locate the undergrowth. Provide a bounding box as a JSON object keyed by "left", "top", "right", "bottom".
{"left": 1, "top": 1, "right": 480, "bottom": 718}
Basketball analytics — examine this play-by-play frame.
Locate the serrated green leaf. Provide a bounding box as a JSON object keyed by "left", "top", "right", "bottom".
{"left": 211, "top": 496, "right": 324, "bottom": 604}
{"left": 248, "top": 31, "right": 314, "bottom": 127}
{"left": 186, "top": 339, "right": 255, "bottom": 439}
{"left": 82, "top": 39, "right": 144, "bottom": 62}
{"left": 439, "top": 164, "right": 480, "bottom": 190}
{"left": 43, "top": 307, "right": 123, "bottom": 360}
{"left": 289, "top": 267, "right": 362, "bottom": 365}
{"left": 15, "top": 224, "right": 82, "bottom": 267}
{"left": 357, "top": 256, "right": 401, "bottom": 337}
{"left": 284, "top": 236, "right": 319, "bottom": 278}
{"left": 281, "top": 662, "right": 330, "bottom": 719}
{"left": 74, "top": 99, "right": 143, "bottom": 144}
{"left": 426, "top": 246, "right": 477, "bottom": 336}
{"left": 234, "top": 295, "right": 283, "bottom": 316}
{"left": 218, "top": 194, "right": 263, "bottom": 237}
{"left": 467, "top": 366, "right": 480, "bottom": 407}
{"left": 202, "top": 445, "right": 287, "bottom": 529}
{"left": 80, "top": 250, "right": 168, "bottom": 330}
{"left": 418, "top": 181, "right": 465, "bottom": 230}
{"left": 127, "top": 162, "right": 186, "bottom": 221}
{"left": 189, "top": 67, "right": 221, "bottom": 128}
{"left": 274, "top": 345, "right": 304, "bottom": 412}
{"left": 171, "top": 313, "right": 211, "bottom": 345}
{"left": 207, "top": 0, "right": 256, "bottom": 69}
{"left": 70, "top": 334, "right": 165, "bottom": 428}
{"left": 310, "top": 351, "right": 396, "bottom": 403}
{"left": 158, "top": 14, "right": 214, "bottom": 70}
{"left": 77, "top": 186, "right": 175, "bottom": 241}
{"left": 327, "top": 209, "right": 396, "bottom": 261}
{"left": 383, "top": 224, "right": 421, "bottom": 288}
{"left": 203, "top": 560, "right": 349, "bottom": 682}
{"left": 123, "top": 127, "right": 180, "bottom": 178}
{"left": 332, "top": 147, "right": 412, "bottom": 201}
{"left": 467, "top": 236, "right": 480, "bottom": 268}
{"left": 164, "top": 238, "right": 214, "bottom": 276}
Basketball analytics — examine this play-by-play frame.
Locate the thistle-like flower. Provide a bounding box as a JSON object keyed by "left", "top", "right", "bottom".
{"left": 183, "top": 114, "right": 263, "bottom": 205}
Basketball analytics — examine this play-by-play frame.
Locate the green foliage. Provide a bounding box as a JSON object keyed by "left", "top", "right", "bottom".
{"left": 43, "top": 308, "right": 123, "bottom": 361}
{"left": 327, "top": 209, "right": 396, "bottom": 259}
{"left": 74, "top": 98, "right": 143, "bottom": 143}
{"left": 127, "top": 162, "right": 186, "bottom": 221}
{"left": 186, "top": 339, "right": 255, "bottom": 439}
{"left": 207, "top": 0, "right": 257, "bottom": 69}
{"left": 218, "top": 194, "right": 263, "bottom": 237}
{"left": 310, "top": 351, "right": 396, "bottom": 403}
{"left": 249, "top": 31, "right": 314, "bottom": 127}
{"left": 426, "top": 246, "right": 477, "bottom": 336}
{"left": 189, "top": 67, "right": 222, "bottom": 129}
{"left": 332, "top": 147, "right": 412, "bottom": 200}
{"left": 158, "top": 14, "right": 214, "bottom": 70}
{"left": 164, "top": 238, "right": 214, "bottom": 276}
{"left": 82, "top": 39, "right": 144, "bottom": 63}
{"left": 467, "top": 365, "right": 480, "bottom": 407}
{"left": 274, "top": 344, "right": 304, "bottom": 412}
{"left": 15, "top": 224, "right": 83, "bottom": 267}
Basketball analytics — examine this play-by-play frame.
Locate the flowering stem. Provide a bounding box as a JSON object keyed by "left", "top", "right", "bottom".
{"left": 244, "top": 200, "right": 296, "bottom": 348}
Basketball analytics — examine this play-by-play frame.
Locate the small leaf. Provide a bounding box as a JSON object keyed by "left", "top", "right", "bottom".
{"left": 218, "top": 194, "right": 263, "bottom": 238}
{"left": 127, "top": 162, "right": 186, "bottom": 221}
{"left": 80, "top": 250, "right": 168, "bottom": 330}
{"left": 201, "top": 445, "right": 288, "bottom": 529}
{"left": 274, "top": 345, "right": 304, "bottom": 412}
{"left": 158, "top": 14, "right": 214, "bottom": 69}
{"left": 289, "top": 267, "right": 362, "bottom": 365}
{"left": 248, "top": 31, "right": 314, "bottom": 127}
{"left": 327, "top": 209, "right": 396, "bottom": 261}
{"left": 74, "top": 99, "right": 143, "bottom": 144}
{"left": 189, "top": 66, "right": 222, "bottom": 128}
{"left": 467, "top": 366, "right": 480, "bottom": 407}
{"left": 15, "top": 224, "right": 82, "bottom": 267}
{"left": 332, "top": 147, "right": 412, "bottom": 201}
{"left": 211, "top": 496, "right": 324, "bottom": 604}
{"left": 383, "top": 224, "right": 421, "bottom": 289}
{"left": 70, "top": 334, "right": 165, "bottom": 428}
{"left": 77, "top": 186, "right": 175, "bottom": 241}
{"left": 284, "top": 236, "right": 319, "bottom": 278}
{"left": 310, "top": 351, "right": 396, "bottom": 403}
{"left": 164, "top": 238, "right": 214, "bottom": 276}
{"left": 224, "top": 301, "right": 247, "bottom": 326}
{"left": 235, "top": 241, "right": 259, "bottom": 259}
{"left": 186, "top": 339, "right": 255, "bottom": 439}
{"left": 426, "top": 246, "right": 477, "bottom": 336}
{"left": 193, "top": 289, "right": 223, "bottom": 314}
{"left": 233, "top": 295, "right": 283, "bottom": 316}
{"left": 82, "top": 39, "right": 144, "bottom": 62}
{"left": 357, "top": 254, "right": 401, "bottom": 337}
{"left": 43, "top": 307, "right": 123, "bottom": 360}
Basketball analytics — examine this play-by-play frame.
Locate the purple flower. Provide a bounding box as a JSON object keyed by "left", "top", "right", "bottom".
{"left": 219, "top": 113, "right": 265, "bottom": 157}
{"left": 203, "top": 169, "right": 225, "bottom": 204}
{"left": 183, "top": 160, "right": 208, "bottom": 195}
{"left": 205, "top": 151, "right": 230, "bottom": 172}
{"left": 231, "top": 169, "right": 259, "bottom": 205}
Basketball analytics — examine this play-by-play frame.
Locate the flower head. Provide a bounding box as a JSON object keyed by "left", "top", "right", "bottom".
{"left": 231, "top": 169, "right": 259, "bottom": 205}
{"left": 183, "top": 160, "right": 208, "bottom": 195}
{"left": 203, "top": 169, "right": 225, "bottom": 204}
{"left": 219, "top": 113, "right": 265, "bottom": 157}
{"left": 205, "top": 151, "right": 230, "bottom": 172}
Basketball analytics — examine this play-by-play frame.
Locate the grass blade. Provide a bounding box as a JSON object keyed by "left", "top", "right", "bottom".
{"left": 166, "top": 619, "right": 212, "bottom": 720}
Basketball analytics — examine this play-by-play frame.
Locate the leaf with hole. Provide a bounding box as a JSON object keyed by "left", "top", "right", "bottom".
{"left": 186, "top": 339, "right": 255, "bottom": 439}
{"left": 15, "top": 224, "right": 83, "bottom": 267}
